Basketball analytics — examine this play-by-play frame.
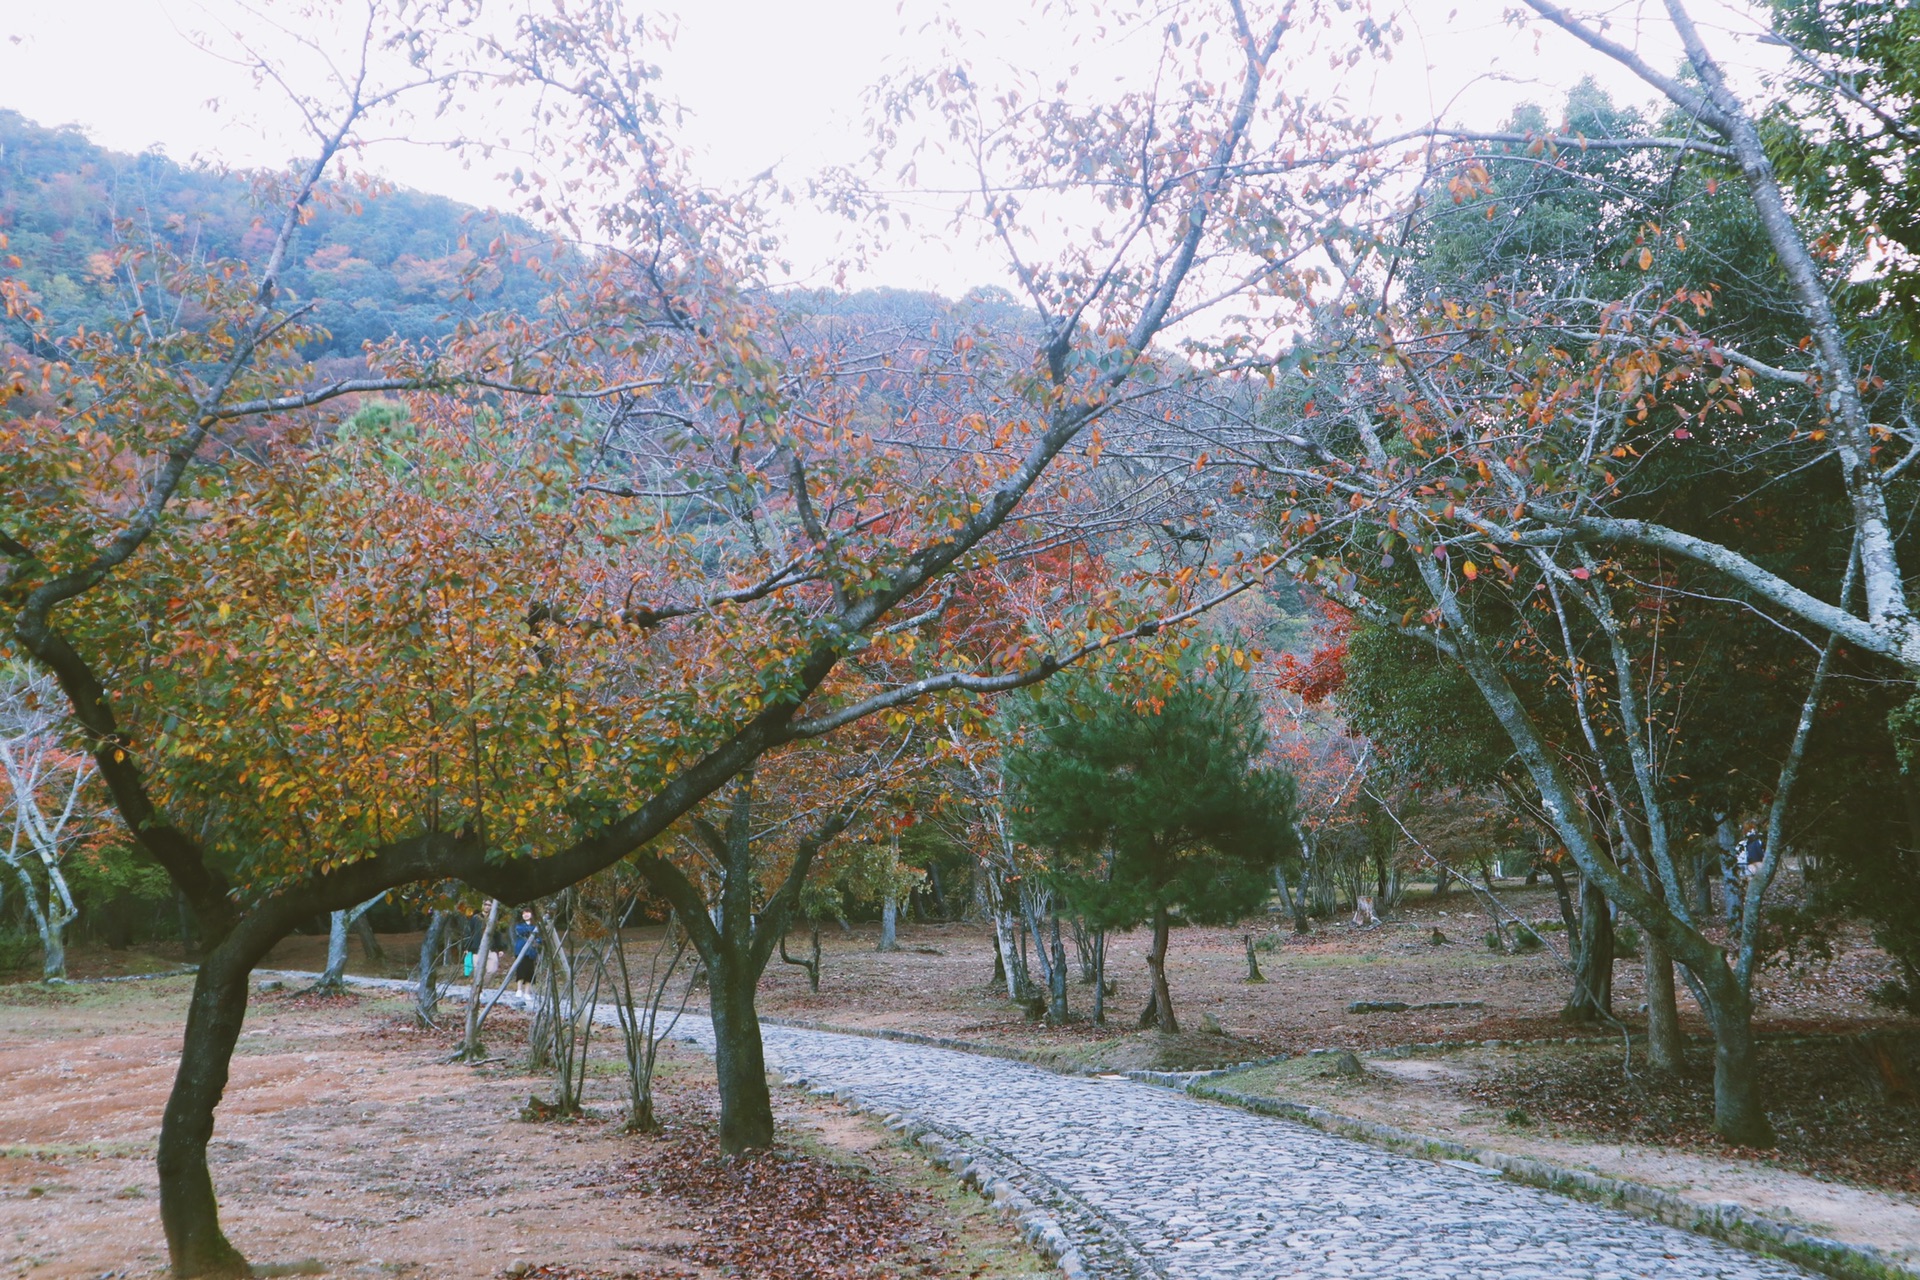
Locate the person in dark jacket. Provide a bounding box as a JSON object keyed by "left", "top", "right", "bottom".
{"left": 1737, "top": 828, "right": 1767, "bottom": 878}
{"left": 463, "top": 907, "right": 502, "bottom": 978}
{"left": 511, "top": 908, "right": 542, "bottom": 997}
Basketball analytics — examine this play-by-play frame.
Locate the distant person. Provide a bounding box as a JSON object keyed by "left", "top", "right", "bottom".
{"left": 511, "top": 908, "right": 542, "bottom": 997}
{"left": 1737, "top": 827, "right": 1767, "bottom": 878}
{"left": 463, "top": 908, "right": 501, "bottom": 978}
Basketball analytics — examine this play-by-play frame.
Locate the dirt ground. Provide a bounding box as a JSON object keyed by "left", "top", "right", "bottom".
{"left": 33, "top": 883, "right": 1917, "bottom": 1273}
{"left": 0, "top": 978, "right": 1051, "bottom": 1279}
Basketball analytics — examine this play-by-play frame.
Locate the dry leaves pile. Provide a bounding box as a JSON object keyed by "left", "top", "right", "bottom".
{"left": 1471, "top": 1039, "right": 1920, "bottom": 1193}
{"left": 613, "top": 1124, "right": 960, "bottom": 1279}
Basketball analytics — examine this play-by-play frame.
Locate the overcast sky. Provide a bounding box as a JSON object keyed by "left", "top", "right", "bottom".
{"left": 0, "top": 0, "right": 1781, "bottom": 295}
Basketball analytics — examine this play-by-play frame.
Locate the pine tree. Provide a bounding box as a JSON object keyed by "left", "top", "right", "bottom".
{"left": 1006, "top": 660, "right": 1298, "bottom": 1032}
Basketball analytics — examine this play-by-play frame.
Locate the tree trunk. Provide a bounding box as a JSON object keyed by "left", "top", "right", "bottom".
{"left": 991, "top": 909, "right": 1022, "bottom": 1000}
{"left": 158, "top": 922, "right": 288, "bottom": 1277}
{"left": 1546, "top": 860, "right": 1577, "bottom": 938}
{"left": 706, "top": 949, "right": 774, "bottom": 1152}
{"left": 1142, "top": 905, "right": 1178, "bottom": 1034}
{"left": 1432, "top": 862, "right": 1452, "bottom": 900}
{"left": 1070, "top": 916, "right": 1098, "bottom": 983}
{"left": 318, "top": 910, "right": 350, "bottom": 993}
{"left": 1046, "top": 914, "right": 1069, "bottom": 1024}
{"left": 1644, "top": 933, "right": 1684, "bottom": 1073}
{"left": 1563, "top": 876, "right": 1614, "bottom": 1023}
{"left": 40, "top": 921, "right": 68, "bottom": 982}
{"left": 175, "top": 890, "right": 200, "bottom": 958}
{"left": 459, "top": 900, "right": 500, "bottom": 1061}
{"left": 877, "top": 896, "right": 899, "bottom": 952}
{"left": 1693, "top": 843, "right": 1715, "bottom": 919}
{"left": 413, "top": 909, "right": 449, "bottom": 1028}
{"left": 1716, "top": 814, "right": 1741, "bottom": 927}
{"left": 13, "top": 863, "right": 65, "bottom": 982}
{"left": 351, "top": 912, "right": 383, "bottom": 963}
{"left": 1018, "top": 892, "right": 1054, "bottom": 1004}
{"left": 1703, "top": 980, "right": 1773, "bottom": 1147}
{"left": 1091, "top": 930, "right": 1107, "bottom": 1026}
{"left": 926, "top": 861, "right": 949, "bottom": 920}
{"left": 778, "top": 926, "right": 822, "bottom": 993}
{"left": 1404, "top": 548, "right": 1775, "bottom": 1146}
{"left": 21, "top": 858, "right": 80, "bottom": 981}
{"left": 1275, "top": 864, "right": 1310, "bottom": 932}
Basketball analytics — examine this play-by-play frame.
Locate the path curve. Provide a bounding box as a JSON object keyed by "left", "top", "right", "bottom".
{"left": 673, "top": 1015, "right": 1810, "bottom": 1280}
{"left": 307, "top": 976, "right": 1811, "bottom": 1280}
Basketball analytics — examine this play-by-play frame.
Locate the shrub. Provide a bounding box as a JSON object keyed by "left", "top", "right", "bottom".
{"left": 0, "top": 932, "right": 39, "bottom": 976}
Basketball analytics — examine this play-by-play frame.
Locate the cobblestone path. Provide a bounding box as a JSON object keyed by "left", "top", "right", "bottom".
{"left": 673, "top": 1016, "right": 1812, "bottom": 1280}
{"left": 313, "top": 976, "right": 1811, "bottom": 1279}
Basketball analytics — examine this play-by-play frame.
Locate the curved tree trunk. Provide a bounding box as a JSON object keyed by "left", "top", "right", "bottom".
{"left": 1141, "top": 905, "right": 1178, "bottom": 1033}
{"left": 158, "top": 921, "right": 289, "bottom": 1277}
{"left": 414, "top": 908, "right": 449, "bottom": 1028}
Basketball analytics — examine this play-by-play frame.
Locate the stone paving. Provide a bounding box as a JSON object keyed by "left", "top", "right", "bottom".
{"left": 313, "top": 975, "right": 1813, "bottom": 1280}
{"left": 670, "top": 1015, "right": 1815, "bottom": 1280}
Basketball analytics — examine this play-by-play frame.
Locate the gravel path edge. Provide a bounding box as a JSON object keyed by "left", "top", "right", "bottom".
{"left": 759, "top": 1013, "right": 1918, "bottom": 1280}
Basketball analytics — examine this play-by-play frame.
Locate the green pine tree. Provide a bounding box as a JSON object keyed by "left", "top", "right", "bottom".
{"left": 1005, "top": 659, "right": 1299, "bottom": 1032}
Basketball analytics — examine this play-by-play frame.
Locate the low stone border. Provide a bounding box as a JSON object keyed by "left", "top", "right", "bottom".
{"left": 775, "top": 1072, "right": 1136, "bottom": 1279}
{"left": 759, "top": 1013, "right": 1279, "bottom": 1078}
{"left": 1181, "top": 1077, "right": 1918, "bottom": 1280}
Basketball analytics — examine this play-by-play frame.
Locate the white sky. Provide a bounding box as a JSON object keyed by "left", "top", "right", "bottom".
{"left": 0, "top": 0, "right": 1783, "bottom": 295}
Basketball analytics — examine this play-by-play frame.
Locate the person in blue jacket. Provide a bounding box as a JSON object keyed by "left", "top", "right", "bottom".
{"left": 511, "top": 907, "right": 542, "bottom": 997}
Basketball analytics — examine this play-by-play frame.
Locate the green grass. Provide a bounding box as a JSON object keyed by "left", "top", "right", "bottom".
{"left": 2, "top": 1140, "right": 153, "bottom": 1160}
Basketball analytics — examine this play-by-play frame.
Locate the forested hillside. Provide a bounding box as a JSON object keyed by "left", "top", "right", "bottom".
{"left": 0, "top": 110, "right": 548, "bottom": 362}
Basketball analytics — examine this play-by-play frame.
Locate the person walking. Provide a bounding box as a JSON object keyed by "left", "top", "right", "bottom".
{"left": 510, "top": 907, "right": 542, "bottom": 998}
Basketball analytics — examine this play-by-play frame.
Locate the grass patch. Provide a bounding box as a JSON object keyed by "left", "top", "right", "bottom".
{"left": 2, "top": 1140, "right": 153, "bottom": 1160}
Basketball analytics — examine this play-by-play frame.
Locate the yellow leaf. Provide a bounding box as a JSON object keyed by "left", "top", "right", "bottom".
{"left": 1462, "top": 561, "right": 1479, "bottom": 580}
{"left": 1638, "top": 248, "right": 1653, "bottom": 271}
